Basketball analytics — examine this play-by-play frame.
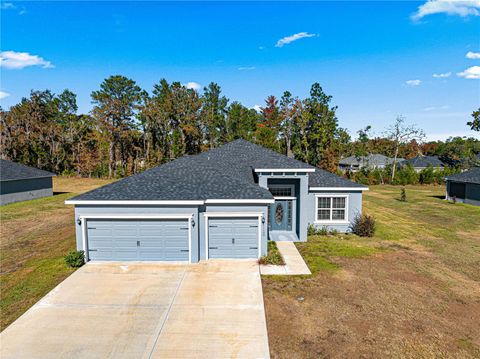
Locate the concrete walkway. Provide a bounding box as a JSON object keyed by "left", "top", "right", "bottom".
{"left": 0, "top": 261, "right": 270, "bottom": 359}
{"left": 260, "top": 241, "right": 312, "bottom": 275}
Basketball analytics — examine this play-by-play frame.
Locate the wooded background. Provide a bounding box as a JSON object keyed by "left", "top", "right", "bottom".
{"left": 1, "top": 75, "right": 479, "bottom": 184}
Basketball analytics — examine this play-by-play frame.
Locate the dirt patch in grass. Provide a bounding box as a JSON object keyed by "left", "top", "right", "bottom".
{"left": 0, "top": 177, "right": 114, "bottom": 330}
{"left": 263, "top": 185, "right": 480, "bottom": 358}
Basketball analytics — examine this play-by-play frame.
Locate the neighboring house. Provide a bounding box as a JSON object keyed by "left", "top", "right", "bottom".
{"left": 404, "top": 156, "right": 444, "bottom": 172}
{"left": 338, "top": 154, "right": 402, "bottom": 172}
{"left": 66, "top": 139, "right": 368, "bottom": 263}
{"left": 0, "top": 159, "right": 56, "bottom": 206}
{"left": 445, "top": 167, "right": 480, "bottom": 206}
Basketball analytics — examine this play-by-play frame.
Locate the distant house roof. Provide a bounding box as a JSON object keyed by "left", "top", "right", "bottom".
{"left": 0, "top": 159, "right": 56, "bottom": 182}
{"left": 405, "top": 156, "right": 444, "bottom": 168}
{"left": 445, "top": 167, "right": 480, "bottom": 185}
{"left": 70, "top": 139, "right": 365, "bottom": 202}
{"left": 339, "top": 154, "right": 402, "bottom": 167}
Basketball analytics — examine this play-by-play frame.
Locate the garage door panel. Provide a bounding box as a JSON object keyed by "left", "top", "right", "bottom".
{"left": 86, "top": 219, "right": 189, "bottom": 261}
{"left": 208, "top": 217, "right": 258, "bottom": 259}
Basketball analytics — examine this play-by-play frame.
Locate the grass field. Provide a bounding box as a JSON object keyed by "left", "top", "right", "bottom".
{"left": 263, "top": 185, "right": 480, "bottom": 358}
{"left": 0, "top": 177, "right": 113, "bottom": 330}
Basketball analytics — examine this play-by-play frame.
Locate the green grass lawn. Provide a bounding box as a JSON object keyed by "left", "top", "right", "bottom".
{"left": 263, "top": 185, "right": 480, "bottom": 358}
{"left": 0, "top": 177, "right": 113, "bottom": 330}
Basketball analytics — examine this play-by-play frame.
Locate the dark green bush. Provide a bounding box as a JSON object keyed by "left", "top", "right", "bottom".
{"left": 350, "top": 213, "right": 376, "bottom": 237}
{"left": 64, "top": 250, "right": 85, "bottom": 268}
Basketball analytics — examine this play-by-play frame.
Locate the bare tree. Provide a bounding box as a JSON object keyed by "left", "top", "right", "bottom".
{"left": 385, "top": 116, "right": 425, "bottom": 182}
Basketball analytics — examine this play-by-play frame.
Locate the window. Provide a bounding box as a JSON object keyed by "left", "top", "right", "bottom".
{"left": 269, "top": 186, "right": 294, "bottom": 197}
{"left": 315, "top": 196, "right": 348, "bottom": 222}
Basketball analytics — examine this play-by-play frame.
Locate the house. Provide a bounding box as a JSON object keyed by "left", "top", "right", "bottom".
{"left": 445, "top": 167, "right": 480, "bottom": 206}
{"left": 404, "top": 155, "right": 444, "bottom": 172}
{"left": 0, "top": 159, "right": 55, "bottom": 206}
{"left": 65, "top": 140, "right": 368, "bottom": 263}
{"left": 338, "top": 154, "right": 402, "bottom": 172}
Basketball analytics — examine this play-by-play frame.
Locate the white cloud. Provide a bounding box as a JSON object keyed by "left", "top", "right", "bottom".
{"left": 406, "top": 79, "right": 422, "bottom": 86}
{"left": 0, "top": 51, "right": 54, "bottom": 70}
{"left": 412, "top": 0, "right": 480, "bottom": 20}
{"left": 0, "top": 2, "right": 15, "bottom": 9}
{"left": 1, "top": 3, "right": 26, "bottom": 15}
{"left": 0, "top": 91, "right": 10, "bottom": 100}
{"left": 423, "top": 105, "right": 450, "bottom": 111}
{"left": 253, "top": 105, "right": 262, "bottom": 113}
{"left": 238, "top": 66, "right": 255, "bottom": 71}
{"left": 184, "top": 82, "right": 201, "bottom": 90}
{"left": 275, "top": 32, "right": 318, "bottom": 48}
{"left": 432, "top": 71, "right": 451, "bottom": 78}
{"left": 457, "top": 66, "right": 480, "bottom": 79}
{"left": 466, "top": 51, "right": 480, "bottom": 59}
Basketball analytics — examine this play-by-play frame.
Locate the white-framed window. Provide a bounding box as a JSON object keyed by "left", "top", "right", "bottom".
{"left": 315, "top": 195, "right": 348, "bottom": 223}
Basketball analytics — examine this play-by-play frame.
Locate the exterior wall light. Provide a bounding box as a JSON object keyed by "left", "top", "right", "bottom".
{"left": 77, "top": 218, "right": 82, "bottom": 226}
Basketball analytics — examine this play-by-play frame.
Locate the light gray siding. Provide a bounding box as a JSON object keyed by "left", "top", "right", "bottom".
{"left": 0, "top": 177, "right": 53, "bottom": 206}
{"left": 306, "top": 190, "right": 363, "bottom": 232}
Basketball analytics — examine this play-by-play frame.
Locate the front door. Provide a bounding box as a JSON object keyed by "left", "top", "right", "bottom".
{"left": 270, "top": 200, "right": 292, "bottom": 231}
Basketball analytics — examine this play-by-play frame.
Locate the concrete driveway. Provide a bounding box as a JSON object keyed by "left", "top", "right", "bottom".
{"left": 0, "top": 261, "right": 270, "bottom": 359}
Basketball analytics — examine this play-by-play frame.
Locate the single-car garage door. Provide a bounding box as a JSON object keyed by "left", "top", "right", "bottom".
{"left": 86, "top": 219, "right": 189, "bottom": 261}
{"left": 208, "top": 217, "right": 259, "bottom": 259}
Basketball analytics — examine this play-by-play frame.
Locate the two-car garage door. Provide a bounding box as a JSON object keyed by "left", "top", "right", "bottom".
{"left": 86, "top": 219, "right": 189, "bottom": 261}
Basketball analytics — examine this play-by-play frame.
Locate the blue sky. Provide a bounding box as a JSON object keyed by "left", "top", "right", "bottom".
{"left": 1, "top": 1, "right": 479, "bottom": 141}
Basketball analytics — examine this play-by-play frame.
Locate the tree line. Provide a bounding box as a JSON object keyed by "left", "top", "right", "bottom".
{"left": 1, "top": 75, "right": 479, "bottom": 181}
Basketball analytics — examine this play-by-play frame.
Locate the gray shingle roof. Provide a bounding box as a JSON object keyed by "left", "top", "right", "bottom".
{"left": 309, "top": 169, "right": 366, "bottom": 188}
{"left": 339, "top": 154, "right": 403, "bottom": 167}
{"left": 405, "top": 156, "right": 444, "bottom": 168}
{"left": 70, "top": 139, "right": 365, "bottom": 201}
{"left": 0, "top": 159, "right": 56, "bottom": 182}
{"left": 445, "top": 167, "right": 480, "bottom": 184}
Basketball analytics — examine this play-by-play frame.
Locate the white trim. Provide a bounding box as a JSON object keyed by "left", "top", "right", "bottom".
{"left": 273, "top": 196, "right": 296, "bottom": 200}
{"left": 78, "top": 214, "right": 193, "bottom": 220}
{"left": 65, "top": 200, "right": 204, "bottom": 205}
{"left": 204, "top": 212, "right": 263, "bottom": 260}
{"left": 255, "top": 168, "right": 315, "bottom": 173}
{"left": 205, "top": 199, "right": 274, "bottom": 204}
{"left": 309, "top": 187, "right": 369, "bottom": 191}
{"left": 204, "top": 212, "right": 263, "bottom": 218}
{"left": 81, "top": 218, "right": 88, "bottom": 262}
{"left": 80, "top": 214, "right": 194, "bottom": 263}
{"left": 68, "top": 198, "right": 277, "bottom": 205}
{"left": 314, "top": 194, "right": 349, "bottom": 223}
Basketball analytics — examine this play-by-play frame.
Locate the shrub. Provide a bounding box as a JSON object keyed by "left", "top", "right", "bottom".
{"left": 400, "top": 187, "right": 407, "bottom": 202}
{"left": 350, "top": 213, "right": 376, "bottom": 237}
{"left": 258, "top": 241, "right": 285, "bottom": 265}
{"left": 307, "top": 224, "right": 338, "bottom": 236}
{"left": 307, "top": 223, "right": 317, "bottom": 236}
{"left": 64, "top": 250, "right": 85, "bottom": 268}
